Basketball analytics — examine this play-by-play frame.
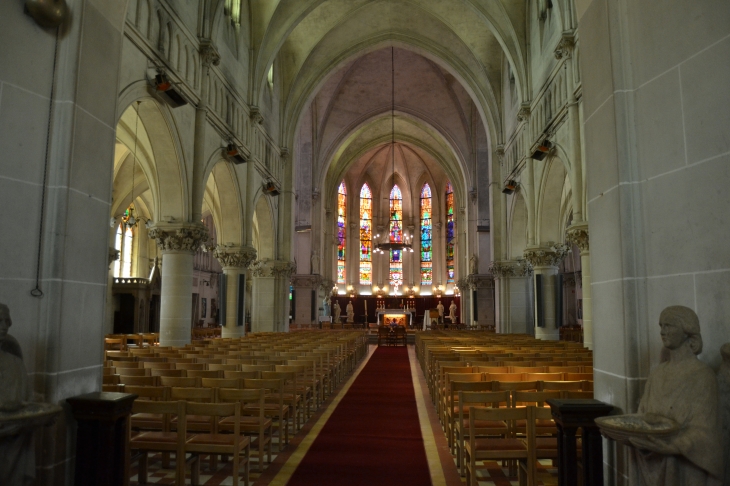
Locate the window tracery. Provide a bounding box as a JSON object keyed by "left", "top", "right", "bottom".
{"left": 337, "top": 181, "right": 346, "bottom": 284}
{"left": 420, "top": 183, "right": 432, "bottom": 286}
{"left": 446, "top": 182, "right": 455, "bottom": 284}
{"left": 389, "top": 184, "right": 403, "bottom": 288}
{"left": 359, "top": 184, "right": 372, "bottom": 284}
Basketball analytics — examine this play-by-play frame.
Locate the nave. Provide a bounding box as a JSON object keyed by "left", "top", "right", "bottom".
{"left": 110, "top": 332, "right": 586, "bottom": 486}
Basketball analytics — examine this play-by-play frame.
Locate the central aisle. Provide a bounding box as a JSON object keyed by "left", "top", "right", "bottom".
{"left": 286, "top": 346, "right": 432, "bottom": 485}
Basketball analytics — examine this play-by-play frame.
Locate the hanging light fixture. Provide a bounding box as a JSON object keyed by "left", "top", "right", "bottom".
{"left": 376, "top": 47, "right": 413, "bottom": 255}
{"left": 121, "top": 101, "right": 150, "bottom": 230}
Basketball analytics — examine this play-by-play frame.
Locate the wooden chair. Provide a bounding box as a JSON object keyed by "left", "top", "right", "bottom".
{"left": 275, "top": 364, "right": 314, "bottom": 421}
{"left": 465, "top": 406, "right": 531, "bottom": 486}
{"left": 262, "top": 370, "right": 302, "bottom": 432}
{"left": 447, "top": 381, "right": 494, "bottom": 454}
{"left": 511, "top": 390, "right": 560, "bottom": 436}
{"left": 170, "top": 387, "right": 215, "bottom": 433}
{"left": 394, "top": 326, "right": 407, "bottom": 346}
{"left": 201, "top": 377, "right": 241, "bottom": 390}
{"left": 441, "top": 372, "right": 482, "bottom": 426}
{"left": 117, "top": 368, "right": 149, "bottom": 377}
{"left": 455, "top": 390, "right": 510, "bottom": 475}
{"left": 564, "top": 372, "right": 593, "bottom": 382}
{"left": 377, "top": 326, "right": 391, "bottom": 346}
{"left": 218, "top": 388, "right": 272, "bottom": 472}
{"left": 208, "top": 363, "right": 239, "bottom": 372}
{"left": 243, "top": 378, "right": 290, "bottom": 452}
{"left": 149, "top": 369, "right": 186, "bottom": 378}
{"left": 142, "top": 361, "right": 173, "bottom": 370}
{"left": 119, "top": 375, "right": 158, "bottom": 386}
{"left": 182, "top": 401, "right": 251, "bottom": 486}
{"left": 541, "top": 381, "right": 583, "bottom": 392}
{"left": 174, "top": 363, "right": 206, "bottom": 371}
{"left": 102, "top": 374, "right": 120, "bottom": 385}
{"left": 186, "top": 370, "right": 224, "bottom": 380}
{"left": 160, "top": 376, "right": 201, "bottom": 388}
{"left": 129, "top": 400, "right": 188, "bottom": 485}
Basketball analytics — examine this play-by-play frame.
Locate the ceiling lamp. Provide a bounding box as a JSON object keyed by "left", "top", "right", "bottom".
{"left": 375, "top": 47, "right": 412, "bottom": 255}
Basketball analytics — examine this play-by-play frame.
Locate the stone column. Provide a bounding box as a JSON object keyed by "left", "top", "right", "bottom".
{"left": 106, "top": 248, "right": 119, "bottom": 335}
{"left": 250, "top": 259, "right": 295, "bottom": 332}
{"left": 524, "top": 245, "right": 569, "bottom": 341}
{"left": 148, "top": 223, "right": 208, "bottom": 346}
{"left": 291, "top": 275, "right": 321, "bottom": 325}
{"left": 213, "top": 245, "right": 257, "bottom": 338}
{"left": 273, "top": 260, "right": 297, "bottom": 331}
{"left": 468, "top": 274, "right": 496, "bottom": 329}
{"left": 490, "top": 260, "right": 533, "bottom": 334}
{"left": 567, "top": 223, "right": 591, "bottom": 349}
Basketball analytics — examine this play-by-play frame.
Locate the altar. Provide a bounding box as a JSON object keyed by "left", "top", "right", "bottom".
{"left": 376, "top": 309, "right": 415, "bottom": 327}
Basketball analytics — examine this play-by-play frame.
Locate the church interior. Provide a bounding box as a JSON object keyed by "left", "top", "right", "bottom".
{"left": 1, "top": 0, "right": 729, "bottom": 484}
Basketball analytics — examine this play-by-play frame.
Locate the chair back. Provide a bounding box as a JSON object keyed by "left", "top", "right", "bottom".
{"left": 201, "top": 377, "right": 240, "bottom": 389}
{"left": 160, "top": 376, "right": 201, "bottom": 387}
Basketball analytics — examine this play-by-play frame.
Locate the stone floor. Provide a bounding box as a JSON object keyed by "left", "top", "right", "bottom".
{"left": 128, "top": 345, "right": 559, "bottom": 485}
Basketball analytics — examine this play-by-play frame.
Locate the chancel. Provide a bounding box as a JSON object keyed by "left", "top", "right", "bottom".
{"left": 1, "top": 0, "right": 729, "bottom": 485}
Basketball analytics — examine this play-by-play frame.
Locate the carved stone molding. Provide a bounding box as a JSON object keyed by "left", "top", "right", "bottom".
{"left": 272, "top": 260, "right": 297, "bottom": 278}
{"left": 517, "top": 103, "right": 531, "bottom": 123}
{"left": 523, "top": 244, "right": 571, "bottom": 268}
{"left": 250, "top": 259, "right": 296, "bottom": 279}
{"left": 495, "top": 144, "right": 505, "bottom": 166}
{"left": 566, "top": 223, "right": 590, "bottom": 253}
{"left": 291, "top": 274, "right": 322, "bottom": 288}
{"left": 456, "top": 278, "right": 470, "bottom": 292}
{"left": 249, "top": 106, "right": 263, "bottom": 124}
{"left": 554, "top": 32, "right": 575, "bottom": 60}
{"left": 148, "top": 223, "right": 209, "bottom": 253}
{"left": 108, "top": 247, "right": 120, "bottom": 268}
{"left": 489, "top": 260, "right": 532, "bottom": 278}
{"left": 319, "top": 279, "right": 335, "bottom": 294}
{"left": 468, "top": 274, "right": 495, "bottom": 289}
{"left": 199, "top": 39, "right": 220, "bottom": 69}
{"left": 213, "top": 245, "right": 257, "bottom": 269}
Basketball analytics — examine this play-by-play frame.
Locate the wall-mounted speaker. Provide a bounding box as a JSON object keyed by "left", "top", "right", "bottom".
{"left": 153, "top": 73, "right": 188, "bottom": 108}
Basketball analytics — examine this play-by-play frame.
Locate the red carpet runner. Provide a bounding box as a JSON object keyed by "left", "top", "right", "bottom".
{"left": 286, "top": 346, "right": 432, "bottom": 485}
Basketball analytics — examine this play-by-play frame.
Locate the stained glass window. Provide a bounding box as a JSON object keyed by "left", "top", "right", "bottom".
{"left": 420, "top": 183, "right": 432, "bottom": 286}
{"left": 359, "top": 184, "right": 372, "bottom": 284}
{"left": 389, "top": 185, "right": 403, "bottom": 288}
{"left": 336, "top": 181, "right": 346, "bottom": 284}
{"left": 113, "top": 221, "right": 134, "bottom": 278}
{"left": 446, "top": 181, "right": 455, "bottom": 284}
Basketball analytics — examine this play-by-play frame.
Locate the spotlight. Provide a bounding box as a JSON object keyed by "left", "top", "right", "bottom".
{"left": 530, "top": 139, "right": 552, "bottom": 160}
{"left": 152, "top": 73, "right": 188, "bottom": 108}
{"left": 224, "top": 143, "right": 247, "bottom": 164}
{"left": 502, "top": 180, "right": 517, "bottom": 195}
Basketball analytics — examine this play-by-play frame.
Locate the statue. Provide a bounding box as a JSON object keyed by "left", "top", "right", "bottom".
{"left": 470, "top": 254, "right": 478, "bottom": 274}
{"left": 630, "top": 306, "right": 723, "bottom": 485}
{"left": 718, "top": 342, "right": 730, "bottom": 485}
{"left": 310, "top": 250, "right": 320, "bottom": 275}
{"left": 449, "top": 300, "right": 457, "bottom": 324}
{"left": 437, "top": 301, "right": 444, "bottom": 324}
{"left": 346, "top": 301, "right": 354, "bottom": 323}
{"left": 0, "top": 303, "right": 35, "bottom": 485}
{"left": 322, "top": 296, "right": 330, "bottom": 317}
{"left": 333, "top": 301, "right": 341, "bottom": 323}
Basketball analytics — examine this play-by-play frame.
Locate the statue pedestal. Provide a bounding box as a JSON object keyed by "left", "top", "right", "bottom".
{"left": 67, "top": 392, "right": 138, "bottom": 486}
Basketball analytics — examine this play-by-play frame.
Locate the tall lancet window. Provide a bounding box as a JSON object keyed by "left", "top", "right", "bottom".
{"left": 389, "top": 184, "right": 403, "bottom": 288}
{"left": 359, "top": 183, "right": 372, "bottom": 285}
{"left": 445, "top": 181, "right": 455, "bottom": 284}
{"left": 336, "top": 181, "right": 347, "bottom": 284}
{"left": 420, "top": 183, "right": 433, "bottom": 286}
{"left": 113, "top": 214, "right": 135, "bottom": 278}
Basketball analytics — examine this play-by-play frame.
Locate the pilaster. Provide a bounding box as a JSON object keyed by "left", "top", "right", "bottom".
{"left": 213, "top": 245, "right": 257, "bottom": 338}
{"left": 524, "top": 244, "right": 570, "bottom": 341}
{"left": 567, "top": 223, "right": 592, "bottom": 350}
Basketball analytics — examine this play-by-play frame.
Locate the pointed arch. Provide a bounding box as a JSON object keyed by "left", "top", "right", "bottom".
{"left": 389, "top": 184, "right": 404, "bottom": 288}
{"left": 420, "top": 183, "right": 433, "bottom": 286}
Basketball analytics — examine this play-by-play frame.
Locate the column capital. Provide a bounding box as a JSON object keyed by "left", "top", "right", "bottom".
{"left": 250, "top": 259, "right": 297, "bottom": 278}
{"left": 291, "top": 274, "right": 322, "bottom": 288}
{"left": 148, "top": 223, "right": 209, "bottom": 253}
{"left": 319, "top": 278, "right": 335, "bottom": 294}
{"left": 517, "top": 103, "right": 531, "bottom": 123}
{"left": 456, "top": 277, "right": 470, "bottom": 292}
{"left": 213, "top": 245, "right": 257, "bottom": 269}
{"left": 468, "top": 274, "right": 495, "bottom": 289}
{"left": 489, "top": 260, "right": 533, "bottom": 278}
{"left": 523, "top": 244, "right": 570, "bottom": 268}
{"left": 199, "top": 38, "right": 220, "bottom": 69}
{"left": 554, "top": 31, "right": 575, "bottom": 60}
{"left": 566, "top": 222, "right": 590, "bottom": 253}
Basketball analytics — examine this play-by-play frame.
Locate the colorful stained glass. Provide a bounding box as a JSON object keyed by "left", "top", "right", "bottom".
{"left": 389, "top": 185, "right": 403, "bottom": 287}
{"left": 446, "top": 181, "right": 455, "bottom": 283}
{"left": 420, "top": 183, "right": 432, "bottom": 285}
{"left": 359, "top": 184, "right": 372, "bottom": 284}
{"left": 337, "top": 181, "right": 346, "bottom": 284}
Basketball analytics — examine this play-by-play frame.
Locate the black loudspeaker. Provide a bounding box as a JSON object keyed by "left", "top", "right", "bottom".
{"left": 224, "top": 143, "right": 247, "bottom": 164}
{"left": 153, "top": 73, "right": 188, "bottom": 107}
{"left": 219, "top": 273, "right": 227, "bottom": 326}
{"left": 535, "top": 274, "right": 545, "bottom": 328}
{"left": 531, "top": 139, "right": 552, "bottom": 160}
{"left": 237, "top": 274, "right": 245, "bottom": 327}
{"left": 502, "top": 180, "right": 517, "bottom": 194}
{"left": 311, "top": 290, "right": 316, "bottom": 321}
{"left": 263, "top": 181, "right": 280, "bottom": 196}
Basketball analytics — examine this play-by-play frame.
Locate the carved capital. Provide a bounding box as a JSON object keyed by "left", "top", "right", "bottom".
{"left": 199, "top": 39, "right": 220, "bottom": 69}
{"left": 523, "top": 244, "right": 570, "bottom": 268}
{"left": 468, "top": 274, "right": 495, "bottom": 289}
{"left": 148, "top": 223, "right": 209, "bottom": 253}
{"left": 517, "top": 103, "right": 531, "bottom": 123}
{"left": 108, "top": 247, "right": 120, "bottom": 268}
{"left": 456, "top": 278, "right": 470, "bottom": 292}
{"left": 291, "top": 274, "right": 322, "bottom": 288}
{"left": 319, "top": 278, "right": 335, "bottom": 294}
{"left": 566, "top": 223, "right": 590, "bottom": 253}
{"left": 554, "top": 32, "right": 575, "bottom": 60}
{"left": 213, "top": 245, "right": 257, "bottom": 269}
{"left": 489, "top": 260, "right": 533, "bottom": 278}
{"left": 272, "top": 260, "right": 297, "bottom": 278}
{"left": 249, "top": 106, "right": 263, "bottom": 124}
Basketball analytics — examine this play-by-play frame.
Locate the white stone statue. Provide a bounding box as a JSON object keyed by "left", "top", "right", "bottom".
{"left": 310, "top": 250, "right": 320, "bottom": 275}
{"left": 0, "top": 303, "right": 35, "bottom": 485}
{"left": 333, "top": 301, "right": 341, "bottom": 323}
{"left": 718, "top": 342, "right": 730, "bottom": 485}
{"left": 346, "top": 301, "right": 354, "bottom": 323}
{"left": 470, "top": 254, "right": 478, "bottom": 274}
{"left": 437, "top": 301, "right": 444, "bottom": 323}
{"left": 630, "top": 306, "right": 723, "bottom": 485}
{"left": 449, "top": 300, "right": 457, "bottom": 323}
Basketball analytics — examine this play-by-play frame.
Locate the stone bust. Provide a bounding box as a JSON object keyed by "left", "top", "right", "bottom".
{"left": 631, "top": 306, "right": 723, "bottom": 485}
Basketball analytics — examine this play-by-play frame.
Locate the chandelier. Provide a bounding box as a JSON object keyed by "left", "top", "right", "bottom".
{"left": 375, "top": 47, "right": 413, "bottom": 255}
{"left": 117, "top": 101, "right": 150, "bottom": 230}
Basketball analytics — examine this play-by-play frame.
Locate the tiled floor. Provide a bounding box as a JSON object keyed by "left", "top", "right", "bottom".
{"left": 128, "top": 345, "right": 558, "bottom": 485}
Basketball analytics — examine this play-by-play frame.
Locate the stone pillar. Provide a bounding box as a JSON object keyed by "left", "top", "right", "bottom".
{"left": 523, "top": 245, "right": 569, "bottom": 341}
{"left": 567, "top": 223, "right": 591, "bottom": 349}
{"left": 291, "top": 275, "right": 321, "bottom": 325}
{"left": 456, "top": 277, "right": 470, "bottom": 324}
{"left": 148, "top": 224, "right": 208, "bottom": 346}
{"left": 490, "top": 260, "right": 533, "bottom": 334}
{"left": 213, "top": 245, "right": 257, "bottom": 338}
{"left": 106, "top": 247, "right": 119, "bottom": 335}
{"left": 273, "top": 260, "right": 296, "bottom": 331}
{"left": 250, "top": 259, "right": 296, "bottom": 332}
{"left": 468, "top": 274, "right": 496, "bottom": 329}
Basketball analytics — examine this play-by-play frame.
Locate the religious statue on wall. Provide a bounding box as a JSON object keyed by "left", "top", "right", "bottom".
{"left": 346, "top": 301, "right": 354, "bottom": 323}
{"left": 437, "top": 301, "right": 444, "bottom": 324}
{"left": 310, "top": 250, "right": 320, "bottom": 275}
{"left": 333, "top": 301, "right": 341, "bottom": 323}
{"left": 470, "top": 254, "right": 478, "bottom": 274}
{"left": 449, "top": 300, "right": 457, "bottom": 324}
{"left": 322, "top": 296, "right": 330, "bottom": 317}
{"left": 620, "top": 306, "right": 723, "bottom": 485}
